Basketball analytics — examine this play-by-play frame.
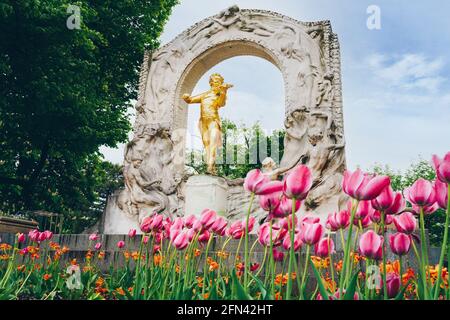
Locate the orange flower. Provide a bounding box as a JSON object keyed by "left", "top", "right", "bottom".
{"left": 311, "top": 256, "right": 330, "bottom": 269}
{"left": 17, "top": 264, "right": 26, "bottom": 272}
{"left": 115, "top": 287, "right": 126, "bottom": 296}
{"left": 0, "top": 254, "right": 9, "bottom": 260}
{"left": 43, "top": 274, "right": 52, "bottom": 281}
{"left": 217, "top": 250, "right": 229, "bottom": 259}
{"left": 0, "top": 243, "right": 12, "bottom": 251}
{"left": 194, "top": 249, "right": 201, "bottom": 257}
{"left": 154, "top": 254, "right": 162, "bottom": 266}
{"left": 275, "top": 292, "right": 282, "bottom": 300}
{"left": 324, "top": 276, "right": 336, "bottom": 292}
{"left": 49, "top": 242, "right": 60, "bottom": 250}
{"left": 123, "top": 250, "right": 131, "bottom": 261}
{"left": 175, "top": 265, "right": 181, "bottom": 273}
{"left": 209, "top": 261, "right": 219, "bottom": 272}
{"left": 196, "top": 276, "right": 204, "bottom": 288}
{"left": 203, "top": 293, "right": 210, "bottom": 299}
{"left": 335, "top": 260, "right": 343, "bottom": 273}
{"left": 351, "top": 252, "right": 366, "bottom": 264}
{"left": 70, "top": 258, "right": 77, "bottom": 265}
{"left": 402, "top": 268, "right": 416, "bottom": 285}
{"left": 380, "top": 260, "right": 400, "bottom": 275}
{"left": 61, "top": 246, "right": 69, "bottom": 254}
{"left": 86, "top": 250, "right": 93, "bottom": 260}
{"left": 98, "top": 251, "right": 105, "bottom": 259}
{"left": 95, "top": 277, "right": 105, "bottom": 287}
{"left": 131, "top": 251, "right": 140, "bottom": 261}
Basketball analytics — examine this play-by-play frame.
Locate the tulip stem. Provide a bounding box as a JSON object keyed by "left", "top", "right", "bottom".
{"left": 202, "top": 234, "right": 214, "bottom": 299}
{"left": 419, "top": 207, "right": 430, "bottom": 299}
{"left": 380, "top": 212, "right": 388, "bottom": 300}
{"left": 339, "top": 200, "right": 358, "bottom": 298}
{"left": 301, "top": 245, "right": 311, "bottom": 295}
{"left": 433, "top": 185, "right": 450, "bottom": 299}
{"left": 286, "top": 198, "right": 297, "bottom": 300}
{"left": 244, "top": 192, "right": 255, "bottom": 290}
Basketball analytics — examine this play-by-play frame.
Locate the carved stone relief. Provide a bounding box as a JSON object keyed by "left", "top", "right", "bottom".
{"left": 117, "top": 6, "right": 347, "bottom": 224}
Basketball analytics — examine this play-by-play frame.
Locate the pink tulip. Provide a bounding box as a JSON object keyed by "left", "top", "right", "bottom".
{"left": 140, "top": 216, "right": 153, "bottom": 233}
{"left": 372, "top": 185, "right": 395, "bottom": 211}
{"left": 412, "top": 203, "right": 439, "bottom": 216}
{"left": 359, "top": 230, "right": 383, "bottom": 260}
{"left": 343, "top": 169, "right": 391, "bottom": 201}
{"left": 38, "top": 232, "right": 47, "bottom": 242}
{"left": 198, "top": 230, "right": 211, "bottom": 243}
{"left": 354, "top": 214, "right": 373, "bottom": 229}
{"left": 117, "top": 240, "right": 125, "bottom": 249}
{"left": 326, "top": 210, "right": 350, "bottom": 231}
{"left": 282, "top": 232, "right": 303, "bottom": 251}
{"left": 94, "top": 242, "right": 102, "bottom": 250}
{"left": 258, "top": 222, "right": 286, "bottom": 247}
{"left": 173, "top": 230, "right": 189, "bottom": 250}
{"left": 259, "top": 191, "right": 282, "bottom": 213}
{"left": 434, "top": 180, "right": 448, "bottom": 209}
{"left": 128, "top": 229, "right": 136, "bottom": 238}
{"left": 370, "top": 210, "right": 393, "bottom": 225}
{"left": 300, "top": 222, "right": 324, "bottom": 245}
{"left": 169, "top": 218, "right": 184, "bottom": 242}
{"left": 386, "top": 272, "right": 401, "bottom": 299}
{"left": 272, "top": 196, "right": 300, "bottom": 218}
{"left": 28, "top": 229, "right": 39, "bottom": 242}
{"left": 389, "top": 233, "right": 411, "bottom": 256}
{"left": 17, "top": 233, "right": 26, "bottom": 243}
{"left": 386, "top": 192, "right": 406, "bottom": 215}
{"left": 393, "top": 212, "right": 417, "bottom": 234}
{"left": 150, "top": 214, "right": 164, "bottom": 231}
{"left": 432, "top": 152, "right": 450, "bottom": 184}
{"left": 211, "top": 216, "right": 228, "bottom": 236}
{"left": 404, "top": 178, "right": 436, "bottom": 207}
{"left": 89, "top": 233, "right": 99, "bottom": 241}
{"left": 184, "top": 214, "right": 197, "bottom": 228}
{"left": 244, "top": 169, "right": 283, "bottom": 195}
{"left": 226, "top": 217, "right": 255, "bottom": 239}
{"left": 280, "top": 214, "right": 298, "bottom": 231}
{"left": 351, "top": 200, "right": 375, "bottom": 220}
{"left": 143, "top": 236, "right": 149, "bottom": 244}
{"left": 301, "top": 216, "right": 321, "bottom": 224}
{"left": 199, "top": 209, "right": 217, "bottom": 230}
{"left": 315, "top": 238, "right": 335, "bottom": 258}
{"left": 283, "top": 165, "right": 313, "bottom": 200}
{"left": 43, "top": 230, "right": 53, "bottom": 240}
{"left": 272, "top": 248, "right": 284, "bottom": 262}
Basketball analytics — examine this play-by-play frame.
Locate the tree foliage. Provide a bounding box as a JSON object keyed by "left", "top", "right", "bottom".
{"left": 0, "top": 0, "right": 178, "bottom": 231}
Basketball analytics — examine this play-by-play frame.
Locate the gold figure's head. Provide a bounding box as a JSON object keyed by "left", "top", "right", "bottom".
{"left": 209, "top": 73, "right": 224, "bottom": 88}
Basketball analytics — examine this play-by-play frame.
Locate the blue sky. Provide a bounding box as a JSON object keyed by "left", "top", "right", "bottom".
{"left": 101, "top": 0, "right": 450, "bottom": 172}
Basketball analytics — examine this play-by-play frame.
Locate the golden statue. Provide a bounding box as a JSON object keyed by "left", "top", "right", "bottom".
{"left": 182, "top": 73, "right": 233, "bottom": 175}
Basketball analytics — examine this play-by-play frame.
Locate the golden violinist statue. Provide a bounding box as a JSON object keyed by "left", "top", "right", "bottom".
{"left": 182, "top": 73, "right": 233, "bottom": 175}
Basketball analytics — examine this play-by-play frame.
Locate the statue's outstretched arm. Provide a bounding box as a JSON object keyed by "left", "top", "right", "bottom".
{"left": 182, "top": 92, "right": 204, "bottom": 104}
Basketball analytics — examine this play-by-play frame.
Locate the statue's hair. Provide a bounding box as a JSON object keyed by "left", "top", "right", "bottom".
{"left": 209, "top": 73, "right": 224, "bottom": 83}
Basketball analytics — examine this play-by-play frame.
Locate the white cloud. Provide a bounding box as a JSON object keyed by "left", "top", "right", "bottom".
{"left": 366, "top": 53, "right": 446, "bottom": 93}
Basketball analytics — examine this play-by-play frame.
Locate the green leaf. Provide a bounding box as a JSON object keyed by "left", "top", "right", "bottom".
{"left": 344, "top": 272, "right": 359, "bottom": 300}
{"left": 231, "top": 271, "right": 252, "bottom": 300}
{"left": 249, "top": 272, "right": 272, "bottom": 300}
{"left": 394, "top": 282, "right": 410, "bottom": 300}
{"left": 310, "top": 261, "right": 330, "bottom": 300}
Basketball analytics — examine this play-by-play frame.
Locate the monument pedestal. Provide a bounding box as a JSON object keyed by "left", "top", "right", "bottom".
{"left": 185, "top": 175, "right": 228, "bottom": 217}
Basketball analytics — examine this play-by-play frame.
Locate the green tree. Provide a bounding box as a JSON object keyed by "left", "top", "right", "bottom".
{"left": 0, "top": 0, "right": 178, "bottom": 227}
{"left": 372, "top": 160, "right": 444, "bottom": 246}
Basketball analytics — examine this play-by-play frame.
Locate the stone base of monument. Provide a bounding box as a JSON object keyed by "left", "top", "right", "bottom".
{"left": 98, "top": 190, "right": 141, "bottom": 234}
{"left": 184, "top": 175, "right": 228, "bottom": 217}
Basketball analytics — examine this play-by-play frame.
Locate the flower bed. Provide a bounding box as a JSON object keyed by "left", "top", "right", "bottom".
{"left": 0, "top": 152, "right": 449, "bottom": 300}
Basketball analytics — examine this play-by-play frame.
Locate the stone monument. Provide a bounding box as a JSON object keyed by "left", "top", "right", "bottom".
{"left": 104, "top": 6, "right": 348, "bottom": 233}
